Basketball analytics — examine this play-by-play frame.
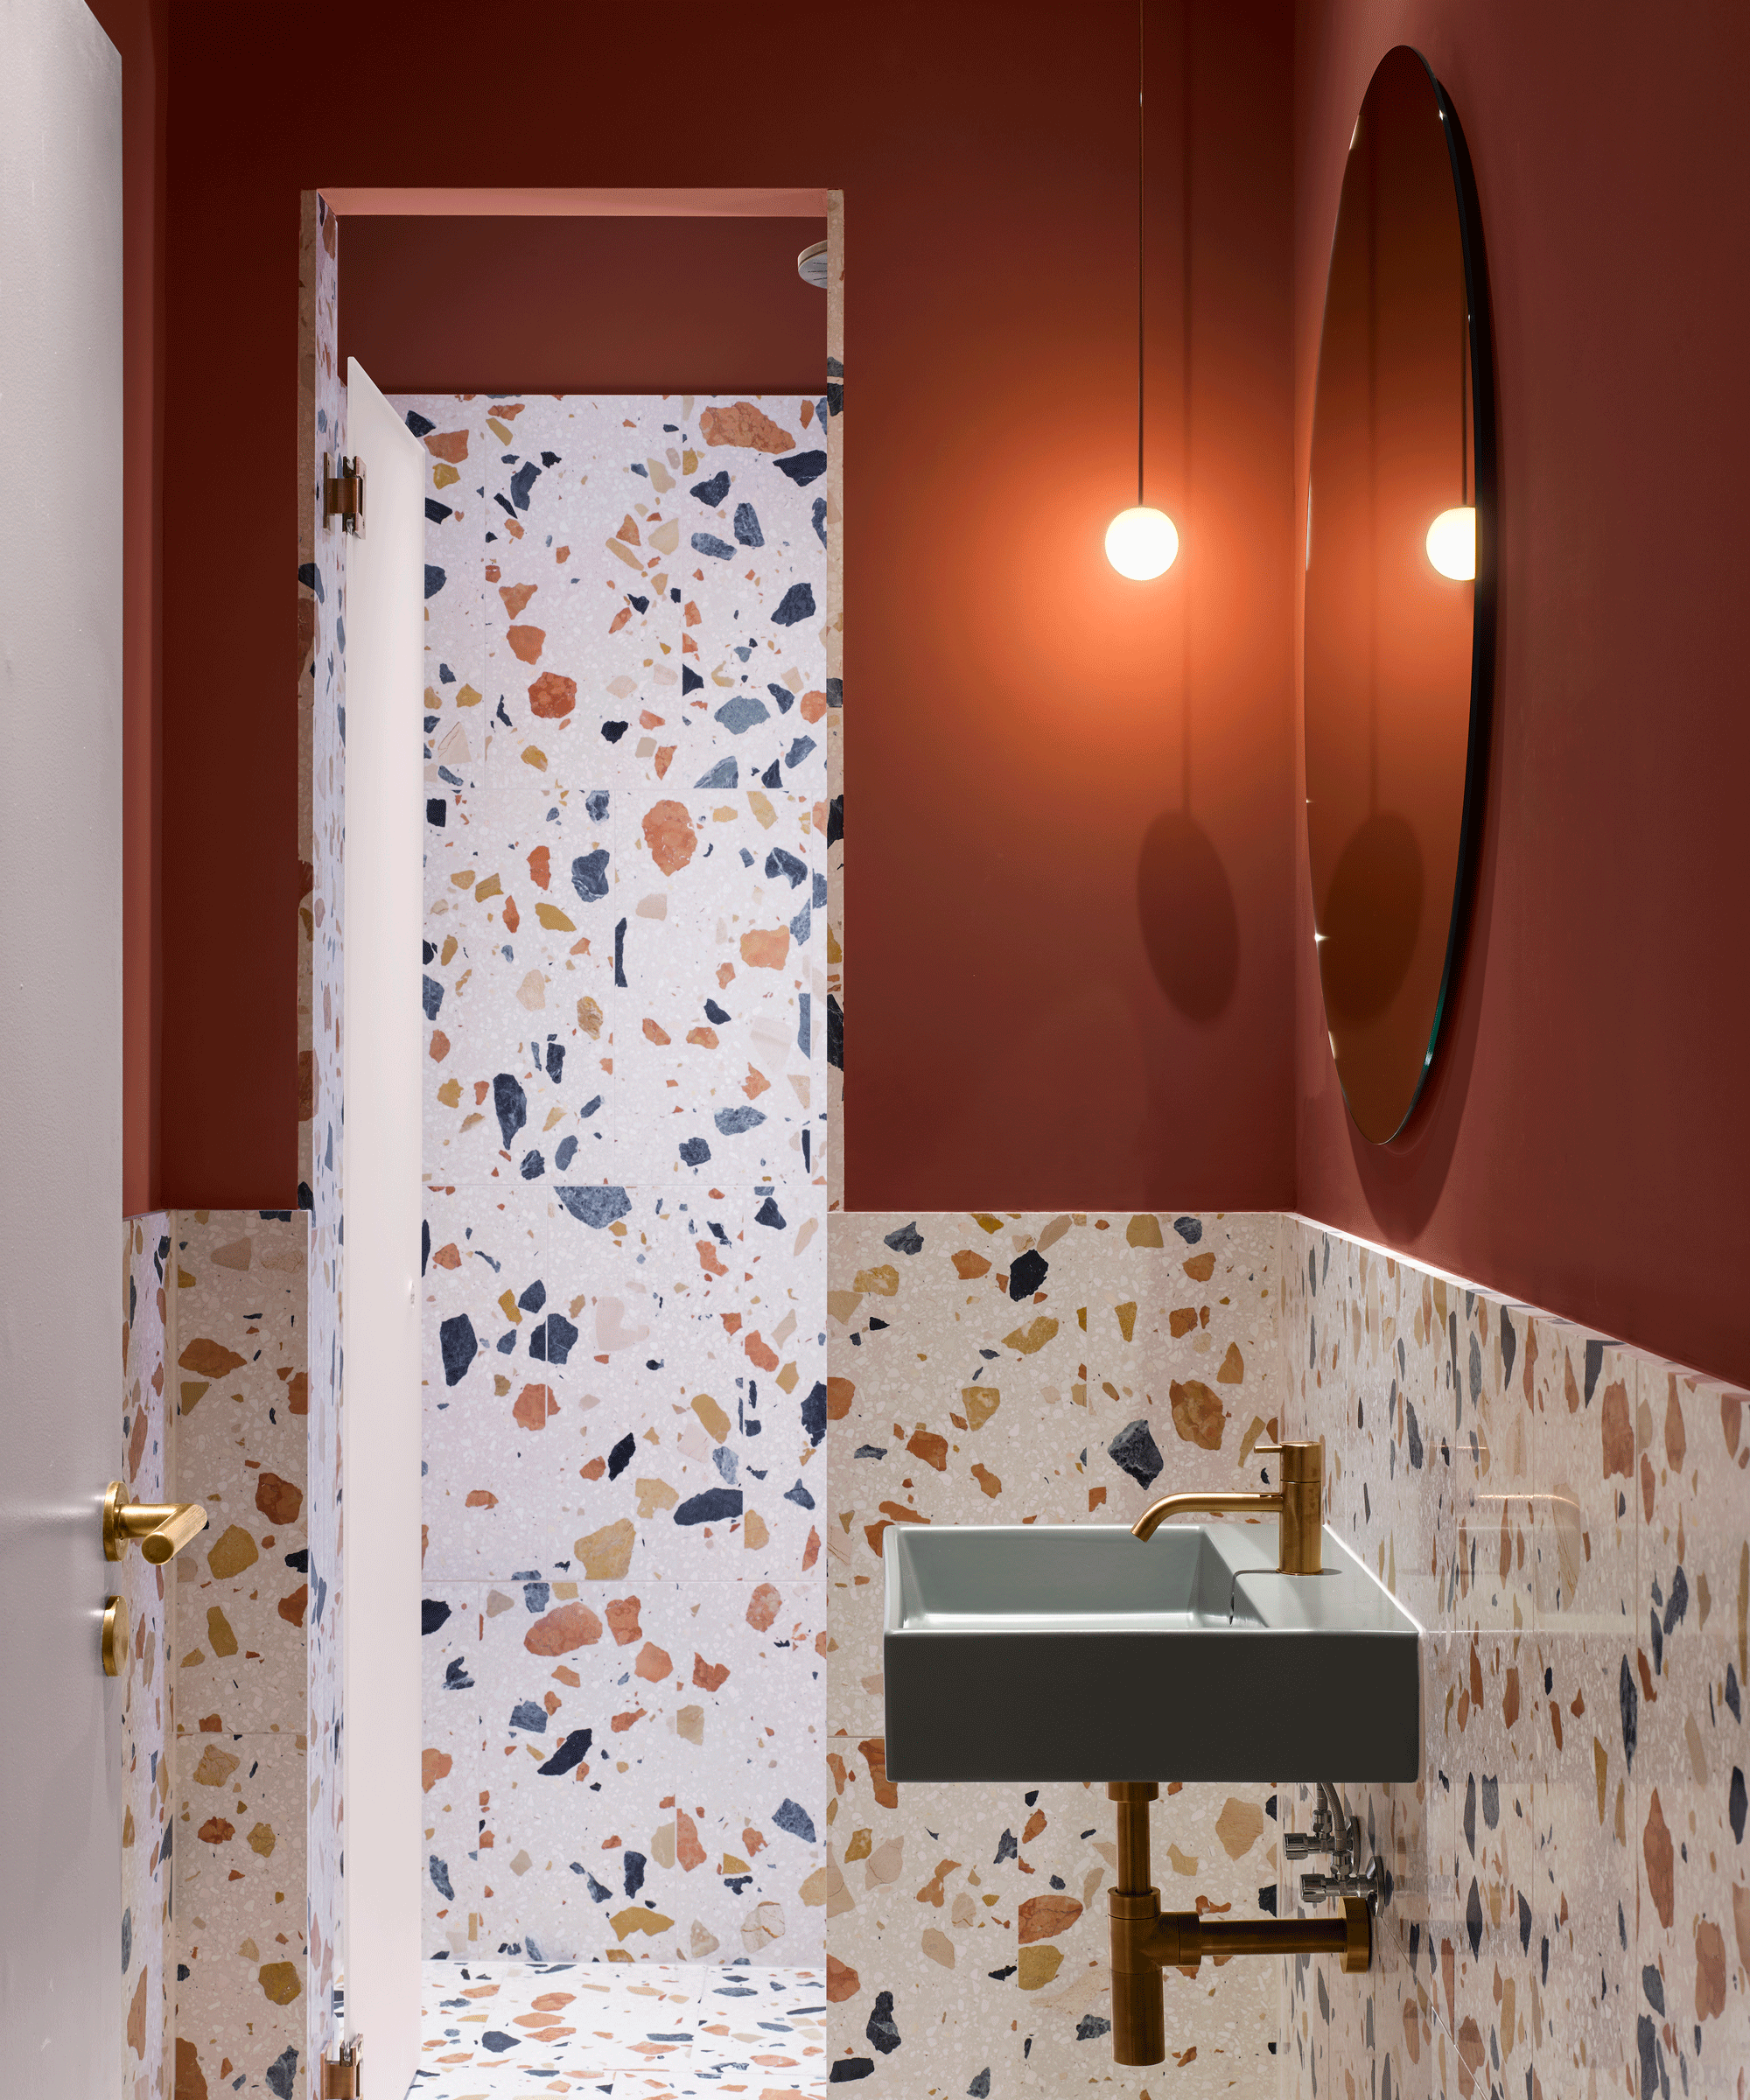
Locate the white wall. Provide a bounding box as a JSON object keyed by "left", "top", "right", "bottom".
{"left": 0, "top": 0, "right": 124, "bottom": 2086}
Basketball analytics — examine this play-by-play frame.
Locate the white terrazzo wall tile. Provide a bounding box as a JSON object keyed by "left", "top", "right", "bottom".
{"left": 823, "top": 1210, "right": 1284, "bottom": 2096}
{"left": 169, "top": 1208, "right": 312, "bottom": 2097}
{"left": 822, "top": 193, "right": 844, "bottom": 1217}
{"left": 121, "top": 1214, "right": 173, "bottom": 2100}
{"left": 1282, "top": 1215, "right": 1748, "bottom": 2100}
{"left": 403, "top": 395, "right": 829, "bottom": 1969}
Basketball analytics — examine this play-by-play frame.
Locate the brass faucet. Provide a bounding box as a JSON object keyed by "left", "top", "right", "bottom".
{"left": 1106, "top": 1782, "right": 1369, "bottom": 2065}
{"left": 1130, "top": 1438, "right": 1324, "bottom": 1573}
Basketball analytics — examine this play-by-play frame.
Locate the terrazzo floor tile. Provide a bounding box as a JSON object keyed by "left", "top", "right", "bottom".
{"left": 413, "top": 1959, "right": 826, "bottom": 2095}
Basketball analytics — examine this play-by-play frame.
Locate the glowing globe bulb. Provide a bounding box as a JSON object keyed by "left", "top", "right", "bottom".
{"left": 1425, "top": 506, "right": 1476, "bottom": 581}
{"left": 1105, "top": 505, "right": 1180, "bottom": 580}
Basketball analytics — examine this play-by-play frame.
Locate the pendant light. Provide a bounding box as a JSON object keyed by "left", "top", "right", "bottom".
{"left": 1107, "top": 0, "right": 1179, "bottom": 580}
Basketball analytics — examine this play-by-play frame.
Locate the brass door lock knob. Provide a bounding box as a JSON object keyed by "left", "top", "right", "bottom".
{"left": 103, "top": 1481, "right": 209, "bottom": 1564}
{"left": 101, "top": 1595, "right": 129, "bottom": 1676}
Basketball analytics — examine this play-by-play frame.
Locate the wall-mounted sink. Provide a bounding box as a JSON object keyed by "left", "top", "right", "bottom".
{"left": 883, "top": 1520, "right": 1419, "bottom": 1783}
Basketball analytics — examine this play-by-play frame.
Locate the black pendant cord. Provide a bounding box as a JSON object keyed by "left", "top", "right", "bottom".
{"left": 1180, "top": 0, "right": 1192, "bottom": 809}
{"left": 1138, "top": 0, "right": 1146, "bottom": 509}
{"left": 1460, "top": 307, "right": 1469, "bottom": 507}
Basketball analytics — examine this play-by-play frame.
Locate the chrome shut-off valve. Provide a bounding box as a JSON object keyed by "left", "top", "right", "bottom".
{"left": 1288, "top": 1782, "right": 1388, "bottom": 1912}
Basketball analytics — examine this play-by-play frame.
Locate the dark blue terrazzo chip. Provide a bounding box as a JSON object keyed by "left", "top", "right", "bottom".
{"left": 438, "top": 1316, "right": 477, "bottom": 1387}
{"left": 536, "top": 1729, "right": 593, "bottom": 1777}
{"left": 774, "top": 451, "right": 828, "bottom": 487}
{"left": 494, "top": 1074, "right": 528, "bottom": 1147}
{"left": 772, "top": 1798, "right": 816, "bottom": 1842}
{"left": 1108, "top": 1418, "right": 1164, "bottom": 1489}
{"left": 1008, "top": 1249, "right": 1048, "bottom": 1298}
{"left": 571, "top": 849, "right": 611, "bottom": 903}
{"left": 675, "top": 1487, "right": 743, "bottom": 1525}
{"left": 801, "top": 1384, "right": 828, "bottom": 1446}
{"left": 715, "top": 694, "right": 769, "bottom": 735}
{"left": 554, "top": 1186, "right": 631, "bottom": 1229}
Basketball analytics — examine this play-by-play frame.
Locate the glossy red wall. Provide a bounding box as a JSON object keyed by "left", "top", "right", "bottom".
{"left": 339, "top": 216, "right": 827, "bottom": 397}
{"left": 155, "top": 0, "right": 1298, "bottom": 1214}
{"left": 141, "top": 0, "right": 1747, "bottom": 1380}
{"left": 1294, "top": 1, "right": 1750, "bottom": 1383}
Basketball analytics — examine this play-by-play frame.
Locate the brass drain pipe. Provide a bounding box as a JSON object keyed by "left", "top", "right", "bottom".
{"left": 1107, "top": 1782, "right": 1370, "bottom": 2068}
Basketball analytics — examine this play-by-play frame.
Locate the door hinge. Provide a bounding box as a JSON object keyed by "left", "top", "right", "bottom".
{"left": 322, "top": 2032, "right": 363, "bottom": 2096}
{"left": 323, "top": 452, "right": 366, "bottom": 536}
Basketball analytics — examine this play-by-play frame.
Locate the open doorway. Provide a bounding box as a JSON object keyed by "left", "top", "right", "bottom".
{"left": 301, "top": 187, "right": 840, "bottom": 2095}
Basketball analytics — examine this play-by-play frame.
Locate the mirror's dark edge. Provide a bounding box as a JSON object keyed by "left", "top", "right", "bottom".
{"left": 1384, "top": 48, "right": 1498, "bottom": 1144}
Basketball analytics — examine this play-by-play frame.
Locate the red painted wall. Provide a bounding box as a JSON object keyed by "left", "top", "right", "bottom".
{"left": 157, "top": 0, "right": 1298, "bottom": 1214}
{"left": 340, "top": 216, "right": 827, "bottom": 397}
{"left": 1294, "top": 2, "right": 1750, "bottom": 1384}
{"left": 146, "top": 0, "right": 1745, "bottom": 1378}
{"left": 88, "top": 0, "right": 164, "bottom": 1217}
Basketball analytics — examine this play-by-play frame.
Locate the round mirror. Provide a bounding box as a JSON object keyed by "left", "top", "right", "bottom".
{"left": 1304, "top": 46, "right": 1493, "bottom": 1144}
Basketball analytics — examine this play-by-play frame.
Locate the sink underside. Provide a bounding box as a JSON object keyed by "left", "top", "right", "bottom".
{"left": 882, "top": 1521, "right": 1420, "bottom": 1783}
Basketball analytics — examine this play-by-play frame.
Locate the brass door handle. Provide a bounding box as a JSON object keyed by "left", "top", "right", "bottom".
{"left": 103, "top": 1481, "right": 209, "bottom": 1564}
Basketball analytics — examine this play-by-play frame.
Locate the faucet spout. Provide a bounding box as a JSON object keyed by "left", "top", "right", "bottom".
{"left": 1129, "top": 1438, "right": 1325, "bottom": 1574}
{"left": 1130, "top": 1490, "right": 1280, "bottom": 1542}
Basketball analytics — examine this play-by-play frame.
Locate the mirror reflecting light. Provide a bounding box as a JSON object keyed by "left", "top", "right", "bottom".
{"left": 1106, "top": 506, "right": 1180, "bottom": 580}
{"left": 1424, "top": 505, "right": 1476, "bottom": 581}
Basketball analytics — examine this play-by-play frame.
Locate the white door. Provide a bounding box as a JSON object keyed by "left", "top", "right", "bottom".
{"left": 341, "top": 359, "right": 426, "bottom": 2092}
{"left": 0, "top": 0, "right": 124, "bottom": 2090}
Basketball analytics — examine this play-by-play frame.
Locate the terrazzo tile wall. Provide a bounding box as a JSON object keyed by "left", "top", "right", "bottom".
{"left": 823, "top": 193, "right": 844, "bottom": 1213}
{"left": 820, "top": 1212, "right": 1748, "bottom": 2098}
{"left": 121, "top": 1214, "right": 173, "bottom": 2100}
{"left": 297, "top": 188, "right": 348, "bottom": 2082}
{"left": 823, "top": 1209, "right": 1287, "bottom": 2096}
{"left": 402, "top": 386, "right": 831, "bottom": 1968}
{"left": 1278, "top": 1216, "right": 1750, "bottom": 2100}
{"left": 166, "top": 1208, "right": 312, "bottom": 2098}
